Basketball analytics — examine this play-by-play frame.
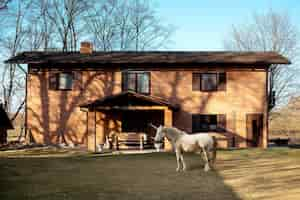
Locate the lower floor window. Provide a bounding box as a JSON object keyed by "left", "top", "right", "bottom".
{"left": 192, "top": 114, "right": 226, "bottom": 133}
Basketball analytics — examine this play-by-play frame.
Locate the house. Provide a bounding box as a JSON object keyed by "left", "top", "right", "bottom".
{"left": 0, "top": 103, "right": 14, "bottom": 144}
{"left": 5, "top": 42, "right": 290, "bottom": 151}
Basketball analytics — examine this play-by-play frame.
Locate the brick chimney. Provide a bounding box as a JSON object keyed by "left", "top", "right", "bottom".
{"left": 80, "top": 42, "right": 93, "bottom": 54}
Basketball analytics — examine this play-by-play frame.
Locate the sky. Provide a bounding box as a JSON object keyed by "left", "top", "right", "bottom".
{"left": 154, "top": 0, "right": 300, "bottom": 50}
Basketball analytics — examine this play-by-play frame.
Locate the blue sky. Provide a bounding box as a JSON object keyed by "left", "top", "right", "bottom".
{"left": 155, "top": 0, "right": 300, "bottom": 50}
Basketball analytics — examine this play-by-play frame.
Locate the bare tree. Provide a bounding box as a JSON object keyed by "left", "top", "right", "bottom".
{"left": 0, "top": 0, "right": 11, "bottom": 10}
{"left": 85, "top": 0, "right": 173, "bottom": 51}
{"left": 44, "top": 0, "right": 93, "bottom": 51}
{"left": 224, "top": 10, "right": 299, "bottom": 109}
{"left": 85, "top": 0, "right": 117, "bottom": 51}
{"left": 0, "top": 0, "right": 31, "bottom": 117}
{"left": 129, "top": 0, "right": 172, "bottom": 51}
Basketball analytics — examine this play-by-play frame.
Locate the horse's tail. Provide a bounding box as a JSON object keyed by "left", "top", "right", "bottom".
{"left": 211, "top": 136, "right": 217, "bottom": 165}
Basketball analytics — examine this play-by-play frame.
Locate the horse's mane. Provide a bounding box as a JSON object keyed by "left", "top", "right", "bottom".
{"left": 162, "top": 126, "right": 185, "bottom": 142}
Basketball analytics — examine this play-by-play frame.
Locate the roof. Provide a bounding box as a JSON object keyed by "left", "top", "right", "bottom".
{"left": 5, "top": 51, "right": 290, "bottom": 66}
{"left": 0, "top": 105, "right": 14, "bottom": 129}
{"left": 80, "top": 91, "right": 179, "bottom": 110}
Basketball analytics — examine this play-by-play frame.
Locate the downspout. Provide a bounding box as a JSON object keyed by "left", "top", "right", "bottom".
{"left": 266, "top": 66, "right": 270, "bottom": 148}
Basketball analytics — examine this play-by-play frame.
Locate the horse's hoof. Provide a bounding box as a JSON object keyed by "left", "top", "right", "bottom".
{"left": 176, "top": 168, "right": 180, "bottom": 172}
{"left": 204, "top": 165, "right": 210, "bottom": 172}
{"left": 204, "top": 168, "right": 210, "bottom": 172}
{"left": 183, "top": 167, "right": 187, "bottom": 171}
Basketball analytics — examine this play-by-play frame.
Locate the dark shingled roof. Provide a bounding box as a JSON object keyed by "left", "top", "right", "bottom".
{"left": 80, "top": 91, "right": 179, "bottom": 110}
{"left": 5, "top": 51, "right": 290, "bottom": 65}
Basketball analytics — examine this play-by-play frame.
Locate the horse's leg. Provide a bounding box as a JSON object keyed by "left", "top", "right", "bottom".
{"left": 208, "top": 149, "right": 215, "bottom": 168}
{"left": 202, "top": 147, "right": 210, "bottom": 172}
{"left": 180, "top": 153, "right": 186, "bottom": 171}
{"left": 175, "top": 149, "right": 181, "bottom": 172}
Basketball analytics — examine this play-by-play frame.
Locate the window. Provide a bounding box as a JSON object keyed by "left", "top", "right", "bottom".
{"left": 58, "top": 73, "right": 73, "bottom": 90}
{"left": 201, "top": 73, "right": 217, "bottom": 91}
{"left": 192, "top": 72, "right": 226, "bottom": 91}
{"left": 122, "top": 71, "right": 150, "bottom": 94}
{"left": 192, "top": 114, "right": 226, "bottom": 133}
{"left": 49, "top": 72, "right": 74, "bottom": 90}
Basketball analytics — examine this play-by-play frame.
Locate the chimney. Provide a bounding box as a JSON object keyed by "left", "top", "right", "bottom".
{"left": 80, "top": 42, "right": 93, "bottom": 54}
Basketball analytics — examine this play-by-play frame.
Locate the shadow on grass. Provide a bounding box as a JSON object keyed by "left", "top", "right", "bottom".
{"left": 0, "top": 153, "right": 242, "bottom": 200}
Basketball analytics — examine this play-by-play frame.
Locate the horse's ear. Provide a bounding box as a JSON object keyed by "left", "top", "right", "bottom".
{"left": 148, "top": 123, "right": 158, "bottom": 130}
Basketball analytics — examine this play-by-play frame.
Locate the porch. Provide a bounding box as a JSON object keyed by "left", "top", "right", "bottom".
{"left": 80, "top": 91, "right": 179, "bottom": 152}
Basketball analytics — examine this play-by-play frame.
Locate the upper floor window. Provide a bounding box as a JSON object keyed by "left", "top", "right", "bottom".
{"left": 122, "top": 71, "right": 150, "bottom": 94}
{"left": 49, "top": 72, "right": 78, "bottom": 90}
{"left": 58, "top": 73, "right": 73, "bottom": 90}
{"left": 192, "top": 72, "right": 226, "bottom": 91}
{"left": 192, "top": 114, "right": 226, "bottom": 133}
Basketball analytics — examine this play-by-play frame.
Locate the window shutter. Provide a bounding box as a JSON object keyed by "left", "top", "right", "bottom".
{"left": 49, "top": 72, "right": 58, "bottom": 90}
{"left": 122, "top": 72, "right": 128, "bottom": 91}
{"left": 192, "top": 73, "right": 201, "bottom": 91}
{"left": 217, "top": 114, "right": 226, "bottom": 132}
{"left": 218, "top": 72, "right": 226, "bottom": 91}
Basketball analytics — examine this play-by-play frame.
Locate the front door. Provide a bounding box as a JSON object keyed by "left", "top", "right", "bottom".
{"left": 246, "top": 114, "right": 263, "bottom": 147}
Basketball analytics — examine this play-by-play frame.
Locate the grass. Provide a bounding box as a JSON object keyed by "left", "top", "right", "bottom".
{"left": 0, "top": 148, "right": 300, "bottom": 200}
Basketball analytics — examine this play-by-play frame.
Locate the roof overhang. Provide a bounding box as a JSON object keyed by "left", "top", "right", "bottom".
{"left": 5, "top": 51, "right": 291, "bottom": 66}
{"left": 80, "top": 91, "right": 180, "bottom": 111}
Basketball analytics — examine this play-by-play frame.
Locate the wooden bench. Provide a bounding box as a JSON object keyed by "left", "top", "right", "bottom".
{"left": 114, "top": 133, "right": 148, "bottom": 150}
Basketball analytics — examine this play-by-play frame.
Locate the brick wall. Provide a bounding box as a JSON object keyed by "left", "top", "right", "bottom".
{"left": 26, "top": 66, "right": 268, "bottom": 148}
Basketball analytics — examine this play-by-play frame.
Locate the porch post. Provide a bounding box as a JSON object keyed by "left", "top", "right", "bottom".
{"left": 164, "top": 108, "right": 173, "bottom": 152}
{"left": 87, "top": 110, "right": 96, "bottom": 152}
{"left": 96, "top": 112, "right": 105, "bottom": 146}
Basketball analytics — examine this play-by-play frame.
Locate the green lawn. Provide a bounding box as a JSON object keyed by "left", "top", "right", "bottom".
{"left": 1, "top": 148, "right": 300, "bottom": 200}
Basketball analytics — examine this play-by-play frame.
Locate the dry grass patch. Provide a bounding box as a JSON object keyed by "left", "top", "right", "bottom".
{"left": 0, "top": 148, "right": 300, "bottom": 200}
{"left": 217, "top": 148, "right": 300, "bottom": 200}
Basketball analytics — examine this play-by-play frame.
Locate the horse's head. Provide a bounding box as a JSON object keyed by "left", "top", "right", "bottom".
{"left": 154, "top": 125, "right": 165, "bottom": 144}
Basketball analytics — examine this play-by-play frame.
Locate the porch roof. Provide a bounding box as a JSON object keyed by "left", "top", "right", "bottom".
{"left": 80, "top": 91, "right": 179, "bottom": 111}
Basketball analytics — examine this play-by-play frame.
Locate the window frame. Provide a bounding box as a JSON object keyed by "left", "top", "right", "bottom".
{"left": 122, "top": 71, "right": 151, "bottom": 95}
{"left": 58, "top": 72, "right": 73, "bottom": 90}
{"left": 192, "top": 114, "right": 226, "bottom": 133}
{"left": 48, "top": 71, "right": 74, "bottom": 91}
{"left": 200, "top": 73, "right": 218, "bottom": 91}
{"left": 192, "top": 72, "right": 226, "bottom": 92}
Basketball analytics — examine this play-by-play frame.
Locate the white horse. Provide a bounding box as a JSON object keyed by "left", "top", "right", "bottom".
{"left": 151, "top": 124, "right": 217, "bottom": 172}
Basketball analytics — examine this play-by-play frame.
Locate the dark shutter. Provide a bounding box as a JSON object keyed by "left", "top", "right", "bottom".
{"left": 49, "top": 72, "right": 58, "bottom": 90}
{"left": 122, "top": 72, "right": 128, "bottom": 91}
{"left": 192, "top": 73, "right": 201, "bottom": 91}
{"left": 218, "top": 72, "right": 226, "bottom": 91}
{"left": 217, "top": 114, "right": 226, "bottom": 132}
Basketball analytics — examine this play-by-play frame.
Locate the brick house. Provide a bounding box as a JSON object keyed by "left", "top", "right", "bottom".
{"left": 5, "top": 42, "right": 290, "bottom": 151}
